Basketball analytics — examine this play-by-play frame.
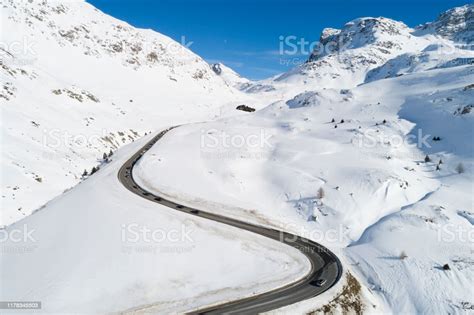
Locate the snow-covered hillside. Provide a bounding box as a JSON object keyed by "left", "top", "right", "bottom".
{"left": 416, "top": 4, "right": 473, "bottom": 44}
{"left": 0, "top": 134, "right": 309, "bottom": 313}
{"left": 134, "top": 4, "right": 474, "bottom": 314}
{"left": 0, "top": 0, "right": 255, "bottom": 226}
{"left": 136, "top": 65, "right": 474, "bottom": 315}
{"left": 211, "top": 62, "right": 250, "bottom": 88}
{"left": 249, "top": 4, "right": 473, "bottom": 100}
{"left": 1, "top": 1, "right": 473, "bottom": 314}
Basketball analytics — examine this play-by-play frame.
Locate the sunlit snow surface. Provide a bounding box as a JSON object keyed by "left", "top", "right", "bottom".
{"left": 1, "top": 1, "right": 473, "bottom": 314}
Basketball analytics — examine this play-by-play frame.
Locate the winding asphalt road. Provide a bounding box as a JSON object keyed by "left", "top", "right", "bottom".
{"left": 118, "top": 127, "right": 342, "bottom": 314}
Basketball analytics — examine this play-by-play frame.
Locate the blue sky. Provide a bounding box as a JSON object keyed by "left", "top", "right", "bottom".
{"left": 87, "top": 0, "right": 469, "bottom": 80}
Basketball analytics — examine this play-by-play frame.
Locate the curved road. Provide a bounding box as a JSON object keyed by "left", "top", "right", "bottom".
{"left": 118, "top": 127, "right": 342, "bottom": 314}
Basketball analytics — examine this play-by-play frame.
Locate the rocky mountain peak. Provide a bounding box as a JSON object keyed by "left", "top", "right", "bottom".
{"left": 416, "top": 4, "right": 473, "bottom": 44}
{"left": 309, "top": 17, "right": 411, "bottom": 61}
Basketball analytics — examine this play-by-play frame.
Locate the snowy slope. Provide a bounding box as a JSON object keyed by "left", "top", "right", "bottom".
{"left": 0, "top": 0, "right": 256, "bottom": 226}
{"left": 134, "top": 4, "right": 473, "bottom": 313}
{"left": 1, "top": 2, "right": 472, "bottom": 314}
{"left": 247, "top": 4, "right": 473, "bottom": 99}
{"left": 275, "top": 16, "right": 430, "bottom": 88}
{"left": 0, "top": 133, "right": 309, "bottom": 314}
{"left": 136, "top": 63, "right": 474, "bottom": 315}
{"left": 366, "top": 4, "right": 474, "bottom": 82}
{"left": 365, "top": 42, "right": 473, "bottom": 82}
{"left": 415, "top": 4, "right": 473, "bottom": 44}
{"left": 210, "top": 62, "right": 277, "bottom": 94}
{"left": 211, "top": 62, "right": 250, "bottom": 88}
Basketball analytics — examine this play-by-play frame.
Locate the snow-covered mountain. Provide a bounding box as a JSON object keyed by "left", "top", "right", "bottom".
{"left": 210, "top": 62, "right": 276, "bottom": 93}
{"left": 365, "top": 42, "right": 473, "bottom": 83}
{"left": 416, "top": 4, "right": 473, "bottom": 44}
{"left": 273, "top": 4, "right": 473, "bottom": 89}
{"left": 1, "top": 2, "right": 473, "bottom": 314}
{"left": 0, "top": 0, "right": 251, "bottom": 226}
{"left": 366, "top": 4, "right": 473, "bottom": 82}
{"left": 211, "top": 62, "right": 249, "bottom": 88}
{"left": 124, "top": 4, "right": 473, "bottom": 314}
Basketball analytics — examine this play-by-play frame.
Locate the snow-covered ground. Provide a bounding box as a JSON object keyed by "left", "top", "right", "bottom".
{"left": 136, "top": 67, "right": 474, "bottom": 314}
{"left": 0, "top": 0, "right": 260, "bottom": 226}
{"left": 0, "top": 134, "right": 309, "bottom": 314}
{"left": 1, "top": 1, "right": 473, "bottom": 314}
{"left": 135, "top": 4, "right": 474, "bottom": 313}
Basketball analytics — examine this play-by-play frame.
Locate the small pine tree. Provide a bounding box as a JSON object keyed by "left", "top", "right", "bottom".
{"left": 334, "top": 124, "right": 338, "bottom": 129}
{"left": 438, "top": 159, "right": 443, "bottom": 165}
{"left": 424, "top": 155, "right": 431, "bottom": 163}
{"left": 436, "top": 164, "right": 441, "bottom": 171}
{"left": 82, "top": 169, "right": 88, "bottom": 177}
{"left": 382, "top": 119, "right": 387, "bottom": 124}
{"left": 91, "top": 166, "right": 97, "bottom": 175}
{"left": 340, "top": 119, "right": 345, "bottom": 123}
{"left": 108, "top": 149, "right": 113, "bottom": 157}
{"left": 331, "top": 118, "right": 335, "bottom": 123}
{"left": 400, "top": 251, "right": 408, "bottom": 260}
{"left": 455, "top": 162, "right": 465, "bottom": 174}
{"left": 317, "top": 187, "right": 325, "bottom": 199}
{"left": 103, "top": 152, "right": 108, "bottom": 160}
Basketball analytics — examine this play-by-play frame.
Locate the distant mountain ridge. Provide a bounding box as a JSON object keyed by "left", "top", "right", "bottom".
{"left": 416, "top": 4, "right": 473, "bottom": 44}
{"left": 273, "top": 4, "right": 473, "bottom": 88}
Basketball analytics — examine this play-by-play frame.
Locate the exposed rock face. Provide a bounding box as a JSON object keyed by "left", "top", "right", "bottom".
{"left": 1, "top": 0, "right": 216, "bottom": 79}
{"left": 276, "top": 16, "right": 418, "bottom": 87}
{"left": 276, "top": 5, "right": 473, "bottom": 88}
{"left": 308, "top": 17, "right": 411, "bottom": 62}
{"left": 416, "top": 4, "right": 473, "bottom": 44}
{"left": 211, "top": 63, "right": 223, "bottom": 75}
